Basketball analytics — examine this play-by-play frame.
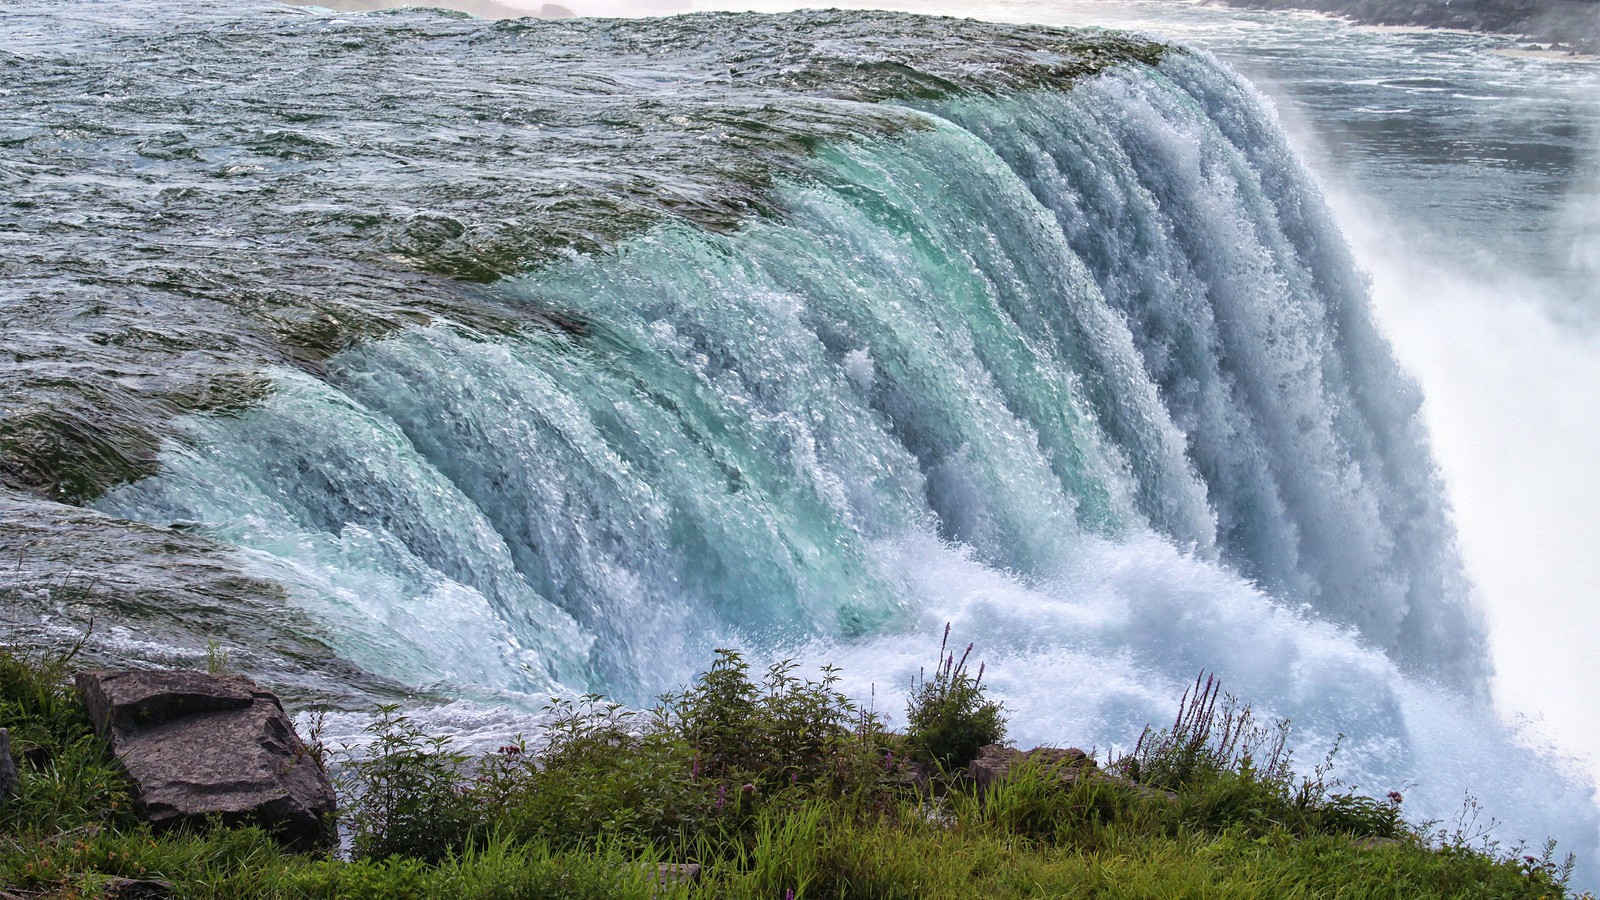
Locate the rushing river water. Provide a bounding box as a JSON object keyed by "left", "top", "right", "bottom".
{"left": 704, "top": 0, "right": 1600, "bottom": 877}
{"left": 3, "top": 0, "right": 1598, "bottom": 881}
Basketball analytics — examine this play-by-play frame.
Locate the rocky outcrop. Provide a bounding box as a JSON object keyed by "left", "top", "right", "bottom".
{"left": 74, "top": 670, "right": 335, "bottom": 850}
{"left": 966, "top": 744, "right": 1180, "bottom": 803}
{"left": 968, "top": 744, "right": 1097, "bottom": 793}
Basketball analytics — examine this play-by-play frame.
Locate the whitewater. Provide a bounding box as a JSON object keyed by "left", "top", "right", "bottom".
{"left": 3, "top": 0, "right": 1597, "bottom": 883}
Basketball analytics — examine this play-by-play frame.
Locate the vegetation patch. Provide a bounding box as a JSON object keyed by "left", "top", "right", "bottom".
{"left": 0, "top": 637, "right": 1585, "bottom": 899}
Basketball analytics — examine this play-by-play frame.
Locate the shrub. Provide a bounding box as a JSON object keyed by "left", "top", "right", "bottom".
{"left": 339, "top": 651, "right": 902, "bottom": 861}
{"left": 486, "top": 696, "right": 707, "bottom": 851}
{"left": 1116, "top": 672, "right": 1423, "bottom": 845}
{"left": 663, "top": 650, "right": 760, "bottom": 779}
{"left": 904, "top": 625, "right": 1005, "bottom": 769}
{"left": 1116, "top": 671, "right": 1290, "bottom": 792}
{"left": 954, "top": 755, "right": 1142, "bottom": 847}
{"left": 661, "top": 649, "right": 893, "bottom": 801}
{"left": 1308, "top": 790, "right": 1407, "bottom": 839}
{"left": 340, "top": 705, "right": 481, "bottom": 862}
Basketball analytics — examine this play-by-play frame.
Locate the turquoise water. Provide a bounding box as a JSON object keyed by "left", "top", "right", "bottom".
{"left": 2, "top": 0, "right": 1596, "bottom": 880}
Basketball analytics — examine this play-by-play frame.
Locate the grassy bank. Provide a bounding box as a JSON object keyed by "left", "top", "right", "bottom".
{"left": 0, "top": 640, "right": 1585, "bottom": 899}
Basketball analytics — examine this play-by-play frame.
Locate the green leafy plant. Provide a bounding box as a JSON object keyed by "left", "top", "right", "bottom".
{"left": 486, "top": 695, "right": 707, "bottom": 852}
{"left": 339, "top": 705, "right": 480, "bottom": 862}
{"left": 904, "top": 625, "right": 1005, "bottom": 769}
{"left": 332, "top": 651, "right": 906, "bottom": 867}
{"left": 1115, "top": 672, "right": 1426, "bottom": 846}
{"left": 204, "top": 638, "right": 231, "bottom": 676}
{"left": 662, "top": 649, "right": 889, "bottom": 797}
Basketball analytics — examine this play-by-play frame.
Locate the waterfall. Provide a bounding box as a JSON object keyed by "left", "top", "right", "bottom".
{"left": 94, "top": 47, "right": 1596, "bottom": 867}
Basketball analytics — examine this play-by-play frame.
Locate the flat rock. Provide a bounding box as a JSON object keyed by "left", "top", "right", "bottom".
{"left": 656, "top": 863, "right": 702, "bottom": 884}
{"left": 75, "top": 670, "right": 335, "bottom": 850}
{"left": 80, "top": 669, "right": 256, "bottom": 735}
{"left": 969, "top": 744, "right": 1095, "bottom": 793}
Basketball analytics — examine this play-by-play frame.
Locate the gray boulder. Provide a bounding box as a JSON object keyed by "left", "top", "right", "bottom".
{"left": 656, "top": 863, "right": 703, "bottom": 885}
{"left": 969, "top": 744, "right": 1095, "bottom": 794}
{"left": 75, "top": 669, "right": 335, "bottom": 850}
{"left": 0, "top": 728, "right": 17, "bottom": 801}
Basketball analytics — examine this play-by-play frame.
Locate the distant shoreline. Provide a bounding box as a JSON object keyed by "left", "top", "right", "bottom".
{"left": 1206, "top": 0, "right": 1600, "bottom": 54}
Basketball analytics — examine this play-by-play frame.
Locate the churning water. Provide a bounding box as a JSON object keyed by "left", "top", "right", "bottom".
{"left": 3, "top": 0, "right": 1597, "bottom": 881}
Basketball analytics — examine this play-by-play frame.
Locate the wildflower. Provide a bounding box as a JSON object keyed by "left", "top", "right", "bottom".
{"left": 715, "top": 784, "right": 727, "bottom": 810}
{"left": 742, "top": 782, "right": 757, "bottom": 796}
{"left": 497, "top": 744, "right": 522, "bottom": 756}
{"left": 1387, "top": 791, "right": 1404, "bottom": 805}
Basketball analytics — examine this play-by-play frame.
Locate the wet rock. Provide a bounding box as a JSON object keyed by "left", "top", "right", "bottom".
{"left": 0, "top": 728, "right": 17, "bottom": 801}
{"left": 75, "top": 670, "right": 335, "bottom": 850}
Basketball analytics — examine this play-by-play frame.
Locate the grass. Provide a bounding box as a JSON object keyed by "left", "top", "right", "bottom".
{"left": 0, "top": 639, "right": 1587, "bottom": 899}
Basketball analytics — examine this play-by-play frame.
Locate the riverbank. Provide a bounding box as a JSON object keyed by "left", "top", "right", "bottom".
{"left": 1, "top": 644, "right": 1584, "bottom": 899}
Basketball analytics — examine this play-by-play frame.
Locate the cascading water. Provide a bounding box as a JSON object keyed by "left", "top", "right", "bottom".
{"left": 3, "top": 1, "right": 1594, "bottom": 881}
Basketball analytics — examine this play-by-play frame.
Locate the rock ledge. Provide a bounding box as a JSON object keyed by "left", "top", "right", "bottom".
{"left": 75, "top": 670, "right": 335, "bottom": 850}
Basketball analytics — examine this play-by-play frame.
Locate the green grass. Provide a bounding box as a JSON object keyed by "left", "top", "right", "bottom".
{"left": 0, "top": 644, "right": 1586, "bottom": 899}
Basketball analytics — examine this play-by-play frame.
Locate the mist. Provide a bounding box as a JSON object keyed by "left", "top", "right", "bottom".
{"left": 1322, "top": 151, "right": 1600, "bottom": 779}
